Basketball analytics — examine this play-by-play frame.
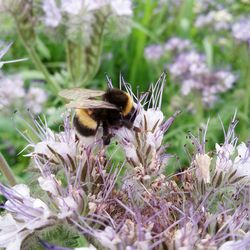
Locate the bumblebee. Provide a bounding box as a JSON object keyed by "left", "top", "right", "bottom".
{"left": 59, "top": 87, "right": 137, "bottom": 145}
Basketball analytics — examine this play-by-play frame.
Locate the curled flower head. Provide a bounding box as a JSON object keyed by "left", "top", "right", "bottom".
{"left": 0, "top": 184, "right": 54, "bottom": 250}
{"left": 114, "top": 74, "right": 178, "bottom": 181}
{"left": 3, "top": 74, "right": 250, "bottom": 249}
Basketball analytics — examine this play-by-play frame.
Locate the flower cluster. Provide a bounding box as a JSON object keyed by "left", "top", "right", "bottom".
{"left": 1, "top": 75, "right": 250, "bottom": 249}
{"left": 144, "top": 37, "right": 191, "bottom": 61}
{"left": 232, "top": 16, "right": 250, "bottom": 45}
{"left": 194, "top": 0, "right": 233, "bottom": 31}
{"left": 195, "top": 9, "right": 233, "bottom": 31}
{"left": 169, "top": 50, "right": 236, "bottom": 107}
{"left": 42, "top": 0, "right": 133, "bottom": 43}
{"left": 0, "top": 73, "right": 47, "bottom": 114}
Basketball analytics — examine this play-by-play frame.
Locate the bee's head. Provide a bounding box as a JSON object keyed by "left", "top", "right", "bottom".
{"left": 104, "top": 88, "right": 133, "bottom": 116}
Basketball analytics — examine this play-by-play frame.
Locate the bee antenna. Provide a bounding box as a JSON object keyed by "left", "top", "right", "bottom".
{"left": 105, "top": 73, "right": 113, "bottom": 89}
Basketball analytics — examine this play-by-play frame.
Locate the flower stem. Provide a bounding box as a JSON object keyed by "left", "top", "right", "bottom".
{"left": 15, "top": 21, "right": 60, "bottom": 93}
{"left": 195, "top": 94, "right": 204, "bottom": 125}
{"left": 241, "top": 44, "right": 250, "bottom": 140}
{"left": 0, "top": 153, "right": 17, "bottom": 186}
{"left": 66, "top": 40, "right": 85, "bottom": 86}
{"left": 244, "top": 44, "right": 250, "bottom": 120}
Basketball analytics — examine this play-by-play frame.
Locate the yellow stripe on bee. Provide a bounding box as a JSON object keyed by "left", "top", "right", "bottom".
{"left": 122, "top": 93, "right": 133, "bottom": 116}
{"left": 75, "top": 109, "right": 98, "bottom": 130}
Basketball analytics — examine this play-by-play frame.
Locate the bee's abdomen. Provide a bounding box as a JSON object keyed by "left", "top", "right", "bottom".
{"left": 74, "top": 109, "right": 98, "bottom": 136}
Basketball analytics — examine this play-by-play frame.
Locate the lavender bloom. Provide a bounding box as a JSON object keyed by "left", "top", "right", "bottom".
{"left": 43, "top": 0, "right": 133, "bottom": 28}
{"left": 25, "top": 87, "right": 48, "bottom": 114}
{"left": 145, "top": 37, "right": 191, "bottom": 61}
{"left": 232, "top": 17, "right": 250, "bottom": 44}
{"left": 164, "top": 37, "right": 192, "bottom": 53}
{"left": 0, "top": 74, "right": 25, "bottom": 110}
{"left": 144, "top": 44, "right": 165, "bottom": 61}
{"left": 114, "top": 74, "right": 178, "bottom": 181}
{"left": 170, "top": 50, "right": 236, "bottom": 107}
{"left": 233, "top": 143, "right": 250, "bottom": 177}
{"left": 43, "top": 0, "right": 133, "bottom": 47}
{"left": 195, "top": 9, "right": 233, "bottom": 31}
{"left": 0, "top": 74, "right": 47, "bottom": 113}
{"left": 0, "top": 184, "right": 54, "bottom": 250}
{"left": 169, "top": 50, "right": 207, "bottom": 78}
{"left": 2, "top": 74, "right": 250, "bottom": 249}
{"left": 42, "top": 0, "right": 62, "bottom": 28}
{"left": 61, "top": 0, "right": 84, "bottom": 15}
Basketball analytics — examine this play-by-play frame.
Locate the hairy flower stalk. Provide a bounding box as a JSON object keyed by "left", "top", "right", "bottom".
{"left": 42, "top": 0, "right": 133, "bottom": 86}
{"left": 1, "top": 74, "right": 250, "bottom": 249}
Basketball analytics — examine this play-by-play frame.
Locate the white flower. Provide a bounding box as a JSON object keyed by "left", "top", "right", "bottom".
{"left": 215, "top": 143, "right": 234, "bottom": 171}
{"left": 38, "top": 175, "right": 60, "bottom": 196}
{"left": 194, "top": 153, "right": 211, "bottom": 183}
{"left": 29, "top": 129, "right": 77, "bottom": 164}
{"left": 219, "top": 241, "right": 244, "bottom": 250}
{"left": 25, "top": 87, "right": 47, "bottom": 114}
{"left": 57, "top": 187, "right": 84, "bottom": 219}
{"left": 195, "top": 9, "right": 232, "bottom": 31}
{"left": 0, "top": 213, "right": 29, "bottom": 250}
{"left": 61, "top": 0, "right": 83, "bottom": 15}
{"left": 174, "top": 223, "right": 198, "bottom": 250}
{"left": 0, "top": 74, "right": 25, "bottom": 110}
{"left": 94, "top": 227, "right": 121, "bottom": 250}
{"left": 110, "top": 0, "right": 132, "bottom": 16}
{"left": 84, "top": 0, "right": 132, "bottom": 16}
{"left": 42, "top": 0, "right": 62, "bottom": 27}
{"left": 233, "top": 143, "right": 250, "bottom": 177}
{"left": 0, "top": 184, "right": 54, "bottom": 250}
{"left": 232, "top": 17, "right": 250, "bottom": 43}
{"left": 134, "top": 109, "right": 164, "bottom": 133}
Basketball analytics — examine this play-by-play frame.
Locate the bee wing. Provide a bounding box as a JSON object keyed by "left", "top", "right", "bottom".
{"left": 59, "top": 88, "right": 105, "bottom": 100}
{"left": 65, "top": 99, "right": 119, "bottom": 109}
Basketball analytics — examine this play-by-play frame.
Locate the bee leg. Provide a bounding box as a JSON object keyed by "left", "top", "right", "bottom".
{"left": 102, "top": 121, "right": 112, "bottom": 145}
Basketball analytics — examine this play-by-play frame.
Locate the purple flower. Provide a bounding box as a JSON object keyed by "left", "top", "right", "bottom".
{"left": 0, "top": 184, "right": 54, "bottom": 250}
{"left": 144, "top": 44, "right": 165, "bottom": 61}
{"left": 232, "top": 17, "right": 250, "bottom": 44}
{"left": 170, "top": 50, "right": 236, "bottom": 107}
{"left": 195, "top": 9, "right": 233, "bottom": 31}
{"left": 164, "top": 37, "right": 192, "bottom": 53}
{"left": 42, "top": 0, "right": 62, "bottom": 28}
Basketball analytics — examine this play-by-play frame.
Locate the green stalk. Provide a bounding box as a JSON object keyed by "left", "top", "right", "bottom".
{"left": 15, "top": 21, "right": 60, "bottom": 93}
{"left": 195, "top": 93, "right": 204, "bottom": 125}
{"left": 130, "top": 0, "right": 154, "bottom": 83}
{"left": 244, "top": 44, "right": 250, "bottom": 119}
{"left": 242, "top": 44, "right": 250, "bottom": 140}
{"left": 0, "top": 153, "right": 17, "bottom": 186}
